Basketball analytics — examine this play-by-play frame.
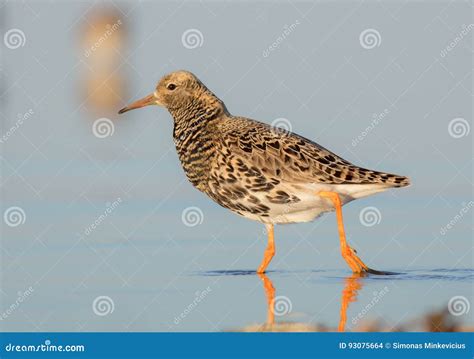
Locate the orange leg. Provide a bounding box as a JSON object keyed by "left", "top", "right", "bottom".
{"left": 257, "top": 224, "right": 275, "bottom": 274}
{"left": 318, "top": 191, "right": 371, "bottom": 273}
{"left": 258, "top": 273, "right": 276, "bottom": 325}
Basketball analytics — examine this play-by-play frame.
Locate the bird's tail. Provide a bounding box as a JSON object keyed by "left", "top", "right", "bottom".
{"left": 366, "top": 170, "right": 410, "bottom": 188}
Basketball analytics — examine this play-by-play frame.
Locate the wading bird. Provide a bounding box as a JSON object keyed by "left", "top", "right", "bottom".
{"left": 119, "top": 71, "right": 409, "bottom": 274}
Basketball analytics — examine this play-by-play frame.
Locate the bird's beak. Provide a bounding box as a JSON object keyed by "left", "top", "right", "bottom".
{"left": 118, "top": 93, "right": 160, "bottom": 114}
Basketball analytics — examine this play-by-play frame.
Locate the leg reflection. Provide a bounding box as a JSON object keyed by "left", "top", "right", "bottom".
{"left": 258, "top": 273, "right": 276, "bottom": 325}
{"left": 338, "top": 273, "right": 366, "bottom": 332}
{"left": 257, "top": 272, "right": 366, "bottom": 331}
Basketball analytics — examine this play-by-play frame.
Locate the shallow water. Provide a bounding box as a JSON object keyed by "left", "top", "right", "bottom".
{"left": 2, "top": 233, "right": 473, "bottom": 332}
{"left": 192, "top": 268, "right": 474, "bottom": 331}
{"left": 1, "top": 165, "right": 472, "bottom": 332}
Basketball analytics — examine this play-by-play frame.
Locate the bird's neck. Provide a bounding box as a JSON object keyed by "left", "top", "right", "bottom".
{"left": 171, "top": 103, "right": 225, "bottom": 139}
{"left": 171, "top": 97, "right": 226, "bottom": 192}
{"left": 170, "top": 87, "right": 228, "bottom": 130}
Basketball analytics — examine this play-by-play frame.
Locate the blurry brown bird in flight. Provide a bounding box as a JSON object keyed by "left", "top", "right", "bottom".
{"left": 118, "top": 70, "right": 409, "bottom": 275}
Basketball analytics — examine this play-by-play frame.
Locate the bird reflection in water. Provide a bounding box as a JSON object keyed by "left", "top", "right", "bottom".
{"left": 337, "top": 273, "right": 366, "bottom": 331}
{"left": 257, "top": 273, "right": 277, "bottom": 325}
{"left": 253, "top": 273, "right": 365, "bottom": 332}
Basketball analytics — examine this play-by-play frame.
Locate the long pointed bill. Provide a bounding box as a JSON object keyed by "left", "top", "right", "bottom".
{"left": 118, "top": 94, "right": 159, "bottom": 114}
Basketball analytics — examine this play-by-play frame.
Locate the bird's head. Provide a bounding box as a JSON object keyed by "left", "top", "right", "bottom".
{"left": 118, "top": 70, "right": 227, "bottom": 121}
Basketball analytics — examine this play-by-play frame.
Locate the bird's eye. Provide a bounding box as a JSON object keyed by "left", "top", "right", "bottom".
{"left": 167, "top": 83, "right": 177, "bottom": 90}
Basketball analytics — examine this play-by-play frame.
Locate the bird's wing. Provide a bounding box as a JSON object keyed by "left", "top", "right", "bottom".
{"left": 216, "top": 116, "right": 409, "bottom": 187}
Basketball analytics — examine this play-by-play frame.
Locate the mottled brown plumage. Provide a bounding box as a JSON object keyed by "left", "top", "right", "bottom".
{"left": 118, "top": 70, "right": 410, "bottom": 273}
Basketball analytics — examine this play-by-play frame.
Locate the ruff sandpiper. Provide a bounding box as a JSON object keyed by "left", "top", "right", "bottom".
{"left": 118, "top": 70, "right": 409, "bottom": 274}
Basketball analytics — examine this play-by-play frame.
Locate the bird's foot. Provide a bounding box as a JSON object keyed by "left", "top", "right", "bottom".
{"left": 341, "top": 246, "right": 391, "bottom": 275}
{"left": 342, "top": 246, "right": 370, "bottom": 273}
